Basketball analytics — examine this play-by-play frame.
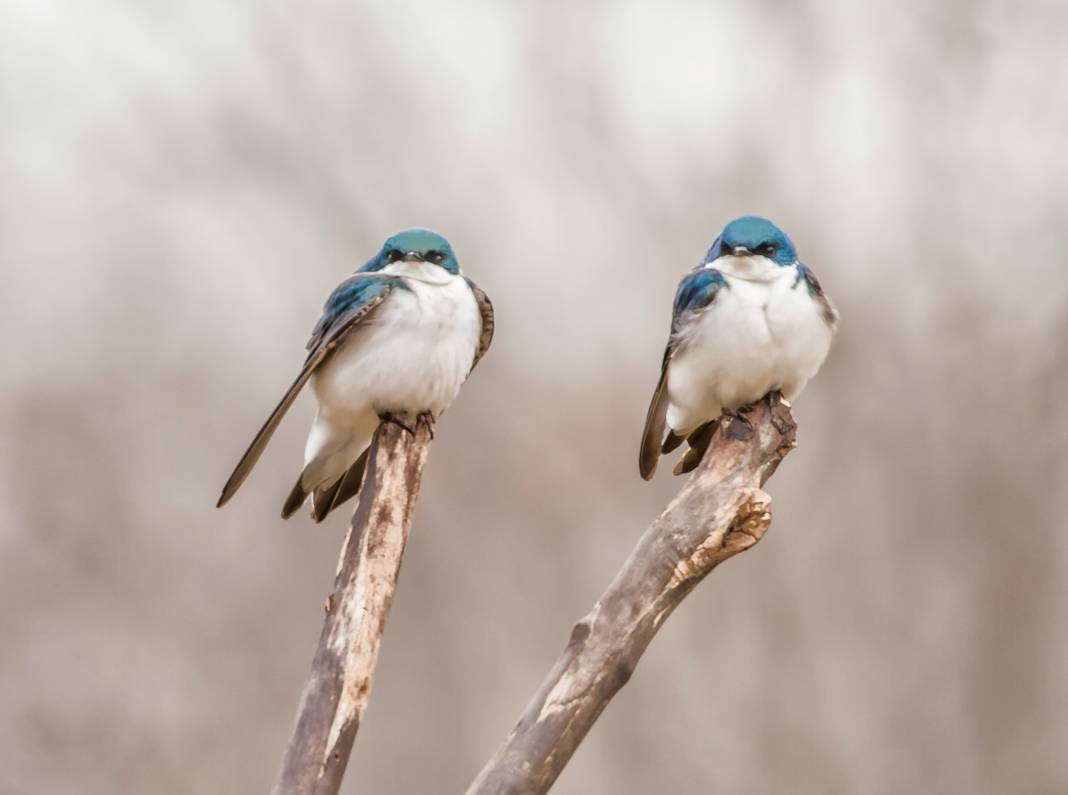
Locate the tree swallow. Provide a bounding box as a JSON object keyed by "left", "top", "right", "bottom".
{"left": 639, "top": 216, "right": 837, "bottom": 479}
{"left": 218, "top": 228, "right": 494, "bottom": 521}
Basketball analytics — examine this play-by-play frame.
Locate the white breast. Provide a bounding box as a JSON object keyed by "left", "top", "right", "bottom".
{"left": 665, "top": 260, "right": 833, "bottom": 435}
{"left": 312, "top": 267, "right": 481, "bottom": 428}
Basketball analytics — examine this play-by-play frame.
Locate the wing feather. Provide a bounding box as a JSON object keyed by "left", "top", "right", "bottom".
{"left": 796, "top": 264, "right": 839, "bottom": 329}
{"left": 465, "top": 278, "right": 495, "bottom": 373}
{"left": 638, "top": 268, "right": 728, "bottom": 480}
{"left": 216, "top": 275, "right": 398, "bottom": 507}
{"left": 639, "top": 347, "right": 672, "bottom": 480}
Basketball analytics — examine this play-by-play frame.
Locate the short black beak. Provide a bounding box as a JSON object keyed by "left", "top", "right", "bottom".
{"left": 731, "top": 245, "right": 751, "bottom": 256}
{"left": 402, "top": 251, "right": 425, "bottom": 262}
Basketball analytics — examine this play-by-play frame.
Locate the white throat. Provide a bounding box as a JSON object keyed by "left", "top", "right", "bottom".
{"left": 710, "top": 255, "right": 788, "bottom": 283}
{"left": 382, "top": 261, "right": 458, "bottom": 285}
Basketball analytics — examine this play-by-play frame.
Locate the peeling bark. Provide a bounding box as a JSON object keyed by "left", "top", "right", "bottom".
{"left": 272, "top": 419, "right": 433, "bottom": 795}
{"left": 465, "top": 394, "right": 797, "bottom": 795}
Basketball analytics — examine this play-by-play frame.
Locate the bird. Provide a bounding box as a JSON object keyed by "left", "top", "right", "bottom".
{"left": 217, "top": 228, "right": 494, "bottom": 521}
{"left": 639, "top": 215, "right": 837, "bottom": 479}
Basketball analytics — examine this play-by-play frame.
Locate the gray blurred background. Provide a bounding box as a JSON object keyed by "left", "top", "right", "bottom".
{"left": 2, "top": 1, "right": 1066, "bottom": 793}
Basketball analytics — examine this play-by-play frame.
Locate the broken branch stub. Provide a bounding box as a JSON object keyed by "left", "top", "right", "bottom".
{"left": 466, "top": 394, "right": 797, "bottom": 795}
{"left": 272, "top": 418, "right": 433, "bottom": 795}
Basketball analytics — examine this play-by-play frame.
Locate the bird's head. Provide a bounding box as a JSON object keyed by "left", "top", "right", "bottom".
{"left": 371, "top": 228, "right": 459, "bottom": 275}
{"left": 704, "top": 216, "right": 797, "bottom": 268}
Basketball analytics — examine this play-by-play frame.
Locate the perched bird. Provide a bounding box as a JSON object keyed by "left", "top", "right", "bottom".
{"left": 217, "top": 228, "right": 494, "bottom": 521}
{"left": 639, "top": 216, "right": 837, "bottom": 479}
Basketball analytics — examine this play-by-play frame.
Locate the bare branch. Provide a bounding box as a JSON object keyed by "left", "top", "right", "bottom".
{"left": 465, "top": 394, "right": 797, "bottom": 795}
{"left": 272, "top": 419, "right": 433, "bottom": 795}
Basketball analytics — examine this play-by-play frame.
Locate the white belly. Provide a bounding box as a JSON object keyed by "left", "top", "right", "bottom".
{"left": 665, "top": 263, "right": 833, "bottom": 434}
{"left": 311, "top": 272, "right": 481, "bottom": 429}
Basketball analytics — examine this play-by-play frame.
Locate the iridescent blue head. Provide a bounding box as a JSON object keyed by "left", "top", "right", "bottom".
{"left": 704, "top": 216, "right": 797, "bottom": 267}
{"left": 361, "top": 228, "right": 460, "bottom": 274}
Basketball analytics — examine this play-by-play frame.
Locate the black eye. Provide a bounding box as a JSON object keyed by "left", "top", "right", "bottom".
{"left": 759, "top": 243, "right": 775, "bottom": 256}
{"left": 386, "top": 249, "right": 402, "bottom": 262}
{"left": 719, "top": 239, "right": 732, "bottom": 255}
{"left": 426, "top": 250, "right": 444, "bottom": 263}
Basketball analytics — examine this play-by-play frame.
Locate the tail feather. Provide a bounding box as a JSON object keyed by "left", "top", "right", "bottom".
{"left": 661, "top": 430, "right": 685, "bottom": 454}
{"left": 311, "top": 455, "right": 364, "bottom": 522}
{"left": 281, "top": 475, "right": 309, "bottom": 519}
{"left": 672, "top": 419, "right": 718, "bottom": 476}
{"left": 327, "top": 449, "right": 370, "bottom": 518}
{"left": 285, "top": 446, "right": 371, "bottom": 523}
{"left": 311, "top": 477, "right": 345, "bottom": 523}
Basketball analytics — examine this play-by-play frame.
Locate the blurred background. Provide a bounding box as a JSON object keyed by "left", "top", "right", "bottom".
{"left": 2, "top": 1, "right": 1066, "bottom": 792}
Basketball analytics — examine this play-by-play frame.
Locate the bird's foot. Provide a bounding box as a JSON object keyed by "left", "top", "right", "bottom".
{"left": 720, "top": 407, "right": 755, "bottom": 441}
{"left": 416, "top": 411, "right": 436, "bottom": 440}
{"left": 378, "top": 411, "right": 416, "bottom": 436}
{"left": 764, "top": 390, "right": 794, "bottom": 434}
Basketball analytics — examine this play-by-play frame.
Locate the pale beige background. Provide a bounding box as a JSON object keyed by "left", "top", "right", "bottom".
{"left": 2, "top": 1, "right": 1066, "bottom": 793}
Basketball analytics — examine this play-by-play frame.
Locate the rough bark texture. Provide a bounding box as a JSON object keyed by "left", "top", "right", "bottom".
{"left": 272, "top": 418, "right": 433, "bottom": 795}
{"left": 466, "top": 394, "right": 797, "bottom": 795}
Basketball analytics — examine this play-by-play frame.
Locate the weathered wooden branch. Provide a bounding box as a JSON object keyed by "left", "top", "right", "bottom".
{"left": 272, "top": 418, "right": 433, "bottom": 795}
{"left": 465, "top": 394, "right": 797, "bottom": 795}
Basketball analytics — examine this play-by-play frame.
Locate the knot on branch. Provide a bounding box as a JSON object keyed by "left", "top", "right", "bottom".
{"left": 722, "top": 492, "right": 772, "bottom": 552}
{"left": 666, "top": 490, "right": 771, "bottom": 591}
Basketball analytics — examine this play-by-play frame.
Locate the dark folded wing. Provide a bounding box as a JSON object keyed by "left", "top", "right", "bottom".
{"left": 795, "top": 263, "right": 839, "bottom": 329}
{"left": 639, "top": 268, "right": 728, "bottom": 480}
{"left": 639, "top": 346, "right": 673, "bottom": 480}
{"left": 465, "top": 277, "right": 495, "bottom": 373}
{"left": 217, "top": 274, "right": 402, "bottom": 507}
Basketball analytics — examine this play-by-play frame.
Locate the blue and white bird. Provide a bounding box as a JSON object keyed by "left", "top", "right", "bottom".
{"left": 639, "top": 216, "right": 837, "bottom": 479}
{"left": 218, "top": 228, "right": 494, "bottom": 521}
